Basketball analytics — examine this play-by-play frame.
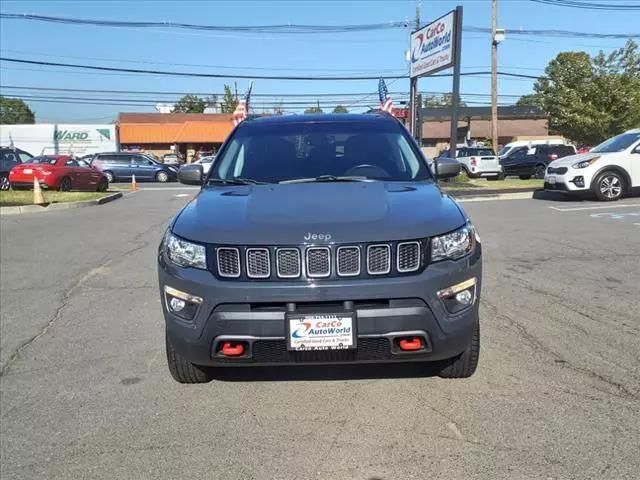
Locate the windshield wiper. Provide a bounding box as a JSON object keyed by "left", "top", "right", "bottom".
{"left": 279, "top": 175, "right": 371, "bottom": 184}
{"left": 208, "top": 177, "right": 265, "bottom": 185}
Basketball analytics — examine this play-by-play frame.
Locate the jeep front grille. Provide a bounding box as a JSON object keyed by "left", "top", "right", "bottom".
{"left": 276, "top": 248, "right": 301, "bottom": 278}
{"left": 216, "top": 248, "right": 241, "bottom": 278}
{"left": 397, "top": 242, "right": 420, "bottom": 273}
{"left": 306, "top": 247, "right": 331, "bottom": 278}
{"left": 213, "top": 240, "right": 425, "bottom": 281}
{"left": 337, "top": 246, "right": 360, "bottom": 276}
{"left": 246, "top": 248, "right": 270, "bottom": 278}
{"left": 367, "top": 244, "right": 391, "bottom": 275}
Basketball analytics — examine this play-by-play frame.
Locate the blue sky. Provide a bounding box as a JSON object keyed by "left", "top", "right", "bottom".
{"left": 0, "top": 0, "right": 637, "bottom": 123}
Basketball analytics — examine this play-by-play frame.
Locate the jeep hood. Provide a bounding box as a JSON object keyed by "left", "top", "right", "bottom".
{"left": 172, "top": 182, "right": 466, "bottom": 244}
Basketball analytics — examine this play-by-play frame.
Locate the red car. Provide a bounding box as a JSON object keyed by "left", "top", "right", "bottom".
{"left": 9, "top": 155, "right": 109, "bottom": 191}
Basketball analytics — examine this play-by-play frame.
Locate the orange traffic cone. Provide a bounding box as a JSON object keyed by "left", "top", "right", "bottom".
{"left": 33, "top": 177, "right": 45, "bottom": 205}
{"left": 131, "top": 174, "right": 138, "bottom": 191}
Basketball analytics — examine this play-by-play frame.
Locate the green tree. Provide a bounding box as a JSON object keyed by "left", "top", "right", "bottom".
{"left": 173, "top": 94, "right": 207, "bottom": 113}
{"left": 515, "top": 94, "right": 542, "bottom": 108}
{"left": 333, "top": 105, "right": 349, "bottom": 114}
{"left": 423, "top": 94, "right": 467, "bottom": 107}
{"left": 519, "top": 40, "right": 640, "bottom": 144}
{"left": 220, "top": 85, "right": 239, "bottom": 113}
{"left": 0, "top": 96, "right": 35, "bottom": 124}
{"left": 304, "top": 101, "right": 324, "bottom": 114}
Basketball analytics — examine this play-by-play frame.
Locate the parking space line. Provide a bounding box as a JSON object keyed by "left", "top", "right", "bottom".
{"left": 549, "top": 203, "right": 640, "bottom": 212}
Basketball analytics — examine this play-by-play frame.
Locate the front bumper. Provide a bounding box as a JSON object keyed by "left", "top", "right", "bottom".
{"left": 544, "top": 169, "right": 593, "bottom": 192}
{"left": 158, "top": 244, "right": 482, "bottom": 367}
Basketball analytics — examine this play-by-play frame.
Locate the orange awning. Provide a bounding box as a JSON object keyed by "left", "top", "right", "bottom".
{"left": 119, "top": 120, "right": 234, "bottom": 144}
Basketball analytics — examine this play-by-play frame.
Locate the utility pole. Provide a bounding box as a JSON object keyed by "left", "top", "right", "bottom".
{"left": 491, "top": 0, "right": 499, "bottom": 154}
{"left": 409, "top": 1, "right": 420, "bottom": 141}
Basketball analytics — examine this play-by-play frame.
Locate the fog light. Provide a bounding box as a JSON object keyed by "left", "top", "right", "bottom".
{"left": 169, "top": 297, "right": 186, "bottom": 312}
{"left": 164, "top": 286, "right": 202, "bottom": 321}
{"left": 572, "top": 176, "right": 585, "bottom": 188}
{"left": 455, "top": 289, "right": 473, "bottom": 306}
{"left": 437, "top": 278, "right": 477, "bottom": 314}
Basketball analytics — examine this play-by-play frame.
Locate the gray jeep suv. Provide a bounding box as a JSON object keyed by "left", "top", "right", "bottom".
{"left": 158, "top": 114, "right": 481, "bottom": 383}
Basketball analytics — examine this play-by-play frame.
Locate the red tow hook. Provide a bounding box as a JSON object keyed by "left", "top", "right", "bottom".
{"left": 399, "top": 337, "right": 423, "bottom": 351}
{"left": 221, "top": 342, "right": 245, "bottom": 356}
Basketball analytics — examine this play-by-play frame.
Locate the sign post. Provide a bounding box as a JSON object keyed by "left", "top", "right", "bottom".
{"left": 409, "top": 7, "right": 463, "bottom": 159}
{"left": 448, "top": 6, "right": 463, "bottom": 159}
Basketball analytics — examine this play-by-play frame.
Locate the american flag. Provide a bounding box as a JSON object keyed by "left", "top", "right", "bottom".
{"left": 378, "top": 78, "right": 394, "bottom": 113}
{"left": 233, "top": 81, "right": 253, "bottom": 126}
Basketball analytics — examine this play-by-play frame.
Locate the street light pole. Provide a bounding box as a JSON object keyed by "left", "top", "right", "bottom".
{"left": 491, "top": 0, "right": 499, "bottom": 154}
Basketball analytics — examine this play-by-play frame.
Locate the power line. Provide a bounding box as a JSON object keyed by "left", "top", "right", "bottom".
{"left": 0, "top": 48, "right": 406, "bottom": 74}
{"left": 0, "top": 13, "right": 410, "bottom": 33}
{"left": 0, "top": 57, "right": 545, "bottom": 81}
{"left": 530, "top": 0, "right": 640, "bottom": 10}
{"left": 1, "top": 13, "right": 637, "bottom": 38}
{"left": 0, "top": 85, "right": 527, "bottom": 98}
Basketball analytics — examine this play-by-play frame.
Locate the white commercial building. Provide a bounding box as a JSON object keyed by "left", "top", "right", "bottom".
{"left": 0, "top": 124, "right": 118, "bottom": 156}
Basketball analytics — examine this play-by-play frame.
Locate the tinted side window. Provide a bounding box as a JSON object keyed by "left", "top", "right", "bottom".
{"left": 1, "top": 151, "right": 19, "bottom": 163}
{"left": 510, "top": 147, "right": 528, "bottom": 160}
{"left": 65, "top": 160, "right": 79, "bottom": 167}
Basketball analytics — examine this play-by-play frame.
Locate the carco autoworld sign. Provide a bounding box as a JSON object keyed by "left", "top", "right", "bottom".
{"left": 410, "top": 10, "right": 456, "bottom": 78}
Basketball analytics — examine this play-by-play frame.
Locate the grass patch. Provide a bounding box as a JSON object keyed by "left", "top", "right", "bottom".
{"left": 441, "top": 174, "right": 543, "bottom": 191}
{"left": 0, "top": 190, "right": 114, "bottom": 207}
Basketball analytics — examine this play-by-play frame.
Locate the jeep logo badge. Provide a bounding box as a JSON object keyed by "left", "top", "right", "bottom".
{"left": 304, "top": 232, "right": 332, "bottom": 242}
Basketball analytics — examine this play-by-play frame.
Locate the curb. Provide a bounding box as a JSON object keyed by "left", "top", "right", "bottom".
{"left": 0, "top": 192, "right": 123, "bottom": 216}
{"left": 443, "top": 187, "right": 538, "bottom": 197}
{"left": 454, "top": 191, "right": 537, "bottom": 202}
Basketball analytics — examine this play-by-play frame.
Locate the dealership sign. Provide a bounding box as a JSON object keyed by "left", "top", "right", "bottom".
{"left": 410, "top": 10, "right": 456, "bottom": 78}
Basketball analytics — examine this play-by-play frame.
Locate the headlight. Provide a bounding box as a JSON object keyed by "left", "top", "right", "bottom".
{"left": 431, "top": 223, "right": 476, "bottom": 262}
{"left": 165, "top": 232, "right": 207, "bottom": 269}
{"left": 572, "top": 157, "right": 600, "bottom": 169}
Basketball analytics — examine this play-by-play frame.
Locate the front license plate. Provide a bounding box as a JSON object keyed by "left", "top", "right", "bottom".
{"left": 286, "top": 312, "right": 356, "bottom": 351}
{"left": 24, "top": 169, "right": 32, "bottom": 174}
{"left": 548, "top": 176, "right": 556, "bottom": 184}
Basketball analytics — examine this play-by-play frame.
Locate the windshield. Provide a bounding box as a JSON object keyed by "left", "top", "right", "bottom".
{"left": 211, "top": 120, "right": 431, "bottom": 183}
{"left": 498, "top": 145, "right": 512, "bottom": 156}
{"left": 591, "top": 132, "right": 640, "bottom": 153}
{"left": 25, "top": 157, "right": 58, "bottom": 165}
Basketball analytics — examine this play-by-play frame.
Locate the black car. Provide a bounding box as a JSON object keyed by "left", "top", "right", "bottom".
{"left": 158, "top": 113, "right": 482, "bottom": 384}
{"left": 0, "top": 147, "right": 33, "bottom": 190}
{"left": 500, "top": 144, "right": 577, "bottom": 179}
{"left": 89, "top": 152, "right": 178, "bottom": 183}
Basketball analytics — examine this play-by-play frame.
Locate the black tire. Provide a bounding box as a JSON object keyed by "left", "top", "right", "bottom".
{"left": 593, "top": 170, "right": 624, "bottom": 201}
{"left": 533, "top": 164, "right": 547, "bottom": 179}
{"left": 103, "top": 171, "right": 115, "bottom": 183}
{"left": 59, "top": 177, "right": 72, "bottom": 192}
{"left": 519, "top": 175, "right": 532, "bottom": 180}
{"left": 166, "top": 333, "right": 212, "bottom": 384}
{"left": 156, "top": 171, "right": 170, "bottom": 183}
{"left": 0, "top": 174, "right": 9, "bottom": 191}
{"left": 96, "top": 177, "right": 109, "bottom": 192}
{"left": 438, "top": 321, "right": 480, "bottom": 379}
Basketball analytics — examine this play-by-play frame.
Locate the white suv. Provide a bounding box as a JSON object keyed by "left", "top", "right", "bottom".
{"left": 544, "top": 129, "right": 640, "bottom": 201}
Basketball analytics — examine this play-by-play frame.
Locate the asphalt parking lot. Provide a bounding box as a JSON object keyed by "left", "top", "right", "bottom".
{"left": 1, "top": 187, "right": 639, "bottom": 480}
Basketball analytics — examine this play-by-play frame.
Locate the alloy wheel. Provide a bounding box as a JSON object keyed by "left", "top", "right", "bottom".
{"left": 0, "top": 175, "right": 9, "bottom": 191}
{"left": 599, "top": 175, "right": 621, "bottom": 199}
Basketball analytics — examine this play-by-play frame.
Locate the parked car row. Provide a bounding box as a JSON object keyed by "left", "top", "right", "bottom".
{"left": 0, "top": 149, "right": 183, "bottom": 191}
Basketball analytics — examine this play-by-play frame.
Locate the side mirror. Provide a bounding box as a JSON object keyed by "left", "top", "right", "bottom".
{"left": 435, "top": 158, "right": 462, "bottom": 180}
{"left": 178, "top": 164, "right": 203, "bottom": 185}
